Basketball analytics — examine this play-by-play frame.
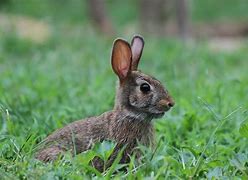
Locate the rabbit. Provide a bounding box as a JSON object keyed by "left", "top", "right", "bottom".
{"left": 36, "top": 35, "right": 175, "bottom": 172}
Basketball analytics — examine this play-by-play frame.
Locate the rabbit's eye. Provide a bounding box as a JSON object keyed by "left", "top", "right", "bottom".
{"left": 140, "top": 83, "right": 150, "bottom": 93}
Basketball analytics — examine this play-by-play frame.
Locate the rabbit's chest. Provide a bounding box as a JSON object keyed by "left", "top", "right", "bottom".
{"left": 111, "top": 120, "right": 154, "bottom": 147}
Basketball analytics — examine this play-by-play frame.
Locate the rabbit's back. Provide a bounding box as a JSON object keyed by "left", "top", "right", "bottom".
{"left": 36, "top": 112, "right": 112, "bottom": 162}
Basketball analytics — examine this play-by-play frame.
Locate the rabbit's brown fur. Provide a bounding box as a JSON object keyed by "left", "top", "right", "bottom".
{"left": 36, "top": 35, "right": 174, "bottom": 172}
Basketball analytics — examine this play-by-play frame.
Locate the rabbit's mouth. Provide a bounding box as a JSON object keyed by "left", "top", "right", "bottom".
{"left": 152, "top": 112, "right": 165, "bottom": 118}
{"left": 149, "top": 103, "right": 174, "bottom": 118}
{"left": 163, "top": 106, "right": 171, "bottom": 112}
{"left": 151, "top": 104, "right": 171, "bottom": 113}
{"left": 149, "top": 107, "right": 166, "bottom": 117}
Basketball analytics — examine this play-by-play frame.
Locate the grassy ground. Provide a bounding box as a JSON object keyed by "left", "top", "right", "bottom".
{"left": 1, "top": 0, "right": 248, "bottom": 179}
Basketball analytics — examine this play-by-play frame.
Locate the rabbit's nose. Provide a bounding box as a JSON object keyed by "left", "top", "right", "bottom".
{"left": 158, "top": 98, "right": 175, "bottom": 109}
{"left": 167, "top": 98, "right": 175, "bottom": 107}
{"left": 167, "top": 101, "right": 174, "bottom": 107}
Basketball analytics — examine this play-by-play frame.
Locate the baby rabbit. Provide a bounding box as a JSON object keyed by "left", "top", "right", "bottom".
{"left": 36, "top": 35, "right": 174, "bottom": 171}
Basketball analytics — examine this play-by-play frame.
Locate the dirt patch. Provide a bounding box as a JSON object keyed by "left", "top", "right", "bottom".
{"left": 208, "top": 37, "right": 244, "bottom": 52}
{"left": 0, "top": 13, "right": 50, "bottom": 44}
{"left": 193, "top": 22, "right": 248, "bottom": 38}
{"left": 162, "top": 21, "right": 247, "bottom": 51}
{"left": 163, "top": 21, "right": 248, "bottom": 38}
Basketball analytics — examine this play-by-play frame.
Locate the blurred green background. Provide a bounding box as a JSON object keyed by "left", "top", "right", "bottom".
{"left": 0, "top": 0, "right": 248, "bottom": 179}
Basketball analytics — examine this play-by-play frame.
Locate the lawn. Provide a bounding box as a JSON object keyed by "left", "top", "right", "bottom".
{"left": 0, "top": 0, "right": 248, "bottom": 179}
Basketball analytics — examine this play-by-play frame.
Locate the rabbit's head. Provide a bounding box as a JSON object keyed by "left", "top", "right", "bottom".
{"left": 111, "top": 35, "right": 174, "bottom": 120}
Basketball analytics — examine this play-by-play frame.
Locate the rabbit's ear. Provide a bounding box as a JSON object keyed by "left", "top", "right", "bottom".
{"left": 111, "top": 39, "right": 132, "bottom": 81}
{"left": 131, "top": 35, "right": 144, "bottom": 70}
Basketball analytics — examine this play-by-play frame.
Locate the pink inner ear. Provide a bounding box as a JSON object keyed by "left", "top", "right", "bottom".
{"left": 131, "top": 37, "right": 144, "bottom": 70}
{"left": 132, "top": 39, "right": 143, "bottom": 61}
{"left": 118, "top": 58, "right": 129, "bottom": 78}
{"left": 111, "top": 39, "right": 132, "bottom": 80}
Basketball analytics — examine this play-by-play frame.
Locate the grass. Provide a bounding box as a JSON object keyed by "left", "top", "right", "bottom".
{"left": 1, "top": 0, "right": 248, "bottom": 179}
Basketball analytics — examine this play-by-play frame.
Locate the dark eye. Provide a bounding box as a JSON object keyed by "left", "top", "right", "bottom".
{"left": 140, "top": 83, "right": 150, "bottom": 93}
